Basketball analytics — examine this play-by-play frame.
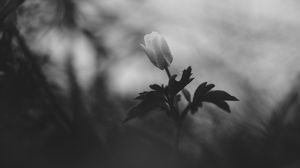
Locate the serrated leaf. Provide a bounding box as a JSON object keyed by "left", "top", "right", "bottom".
{"left": 191, "top": 82, "right": 215, "bottom": 113}
{"left": 209, "top": 101, "right": 231, "bottom": 113}
{"left": 168, "top": 66, "right": 194, "bottom": 96}
{"left": 191, "top": 83, "right": 238, "bottom": 114}
{"left": 201, "top": 90, "right": 238, "bottom": 113}
{"left": 124, "top": 91, "right": 166, "bottom": 123}
{"left": 135, "top": 91, "right": 149, "bottom": 100}
{"left": 203, "top": 90, "right": 239, "bottom": 102}
{"left": 193, "top": 82, "right": 215, "bottom": 102}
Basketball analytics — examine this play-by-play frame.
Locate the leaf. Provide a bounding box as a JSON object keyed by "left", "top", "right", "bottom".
{"left": 193, "top": 82, "right": 215, "bottom": 102}
{"left": 203, "top": 90, "right": 239, "bottom": 102}
{"left": 168, "top": 66, "right": 194, "bottom": 96}
{"left": 123, "top": 91, "right": 167, "bottom": 123}
{"left": 209, "top": 101, "right": 230, "bottom": 113}
{"left": 149, "top": 84, "right": 165, "bottom": 93}
{"left": 175, "top": 94, "right": 181, "bottom": 101}
{"left": 191, "top": 82, "right": 215, "bottom": 113}
{"left": 202, "top": 90, "right": 238, "bottom": 113}
{"left": 191, "top": 83, "right": 239, "bottom": 113}
{"left": 182, "top": 88, "right": 191, "bottom": 102}
{"left": 149, "top": 84, "right": 162, "bottom": 91}
{"left": 135, "top": 91, "right": 149, "bottom": 100}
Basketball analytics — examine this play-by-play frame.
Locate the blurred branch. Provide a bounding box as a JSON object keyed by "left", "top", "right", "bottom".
{"left": 0, "top": 0, "right": 24, "bottom": 23}
{"left": 12, "top": 26, "right": 72, "bottom": 133}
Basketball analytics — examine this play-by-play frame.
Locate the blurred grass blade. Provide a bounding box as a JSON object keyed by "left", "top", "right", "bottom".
{"left": 0, "top": 0, "right": 24, "bottom": 22}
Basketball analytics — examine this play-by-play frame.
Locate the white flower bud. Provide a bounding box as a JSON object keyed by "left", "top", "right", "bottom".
{"left": 141, "top": 32, "right": 173, "bottom": 70}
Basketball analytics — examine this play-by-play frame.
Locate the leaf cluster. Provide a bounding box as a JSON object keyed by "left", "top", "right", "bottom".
{"left": 124, "top": 67, "right": 239, "bottom": 123}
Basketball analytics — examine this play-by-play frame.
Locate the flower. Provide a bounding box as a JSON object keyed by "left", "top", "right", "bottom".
{"left": 141, "top": 32, "right": 173, "bottom": 70}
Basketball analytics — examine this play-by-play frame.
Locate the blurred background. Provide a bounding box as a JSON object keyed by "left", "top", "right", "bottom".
{"left": 1, "top": 0, "right": 300, "bottom": 167}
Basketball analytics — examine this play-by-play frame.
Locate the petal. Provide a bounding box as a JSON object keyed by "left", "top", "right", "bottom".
{"left": 145, "top": 32, "right": 158, "bottom": 49}
{"left": 152, "top": 35, "right": 167, "bottom": 69}
{"left": 160, "top": 36, "right": 173, "bottom": 65}
{"left": 152, "top": 34, "right": 162, "bottom": 55}
{"left": 150, "top": 32, "right": 159, "bottom": 38}
{"left": 144, "top": 33, "right": 153, "bottom": 49}
{"left": 140, "top": 43, "right": 146, "bottom": 50}
{"left": 144, "top": 46, "right": 160, "bottom": 68}
{"left": 143, "top": 34, "right": 160, "bottom": 68}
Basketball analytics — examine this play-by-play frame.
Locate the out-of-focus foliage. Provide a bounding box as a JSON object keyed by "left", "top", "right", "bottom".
{"left": 1, "top": 0, "right": 300, "bottom": 168}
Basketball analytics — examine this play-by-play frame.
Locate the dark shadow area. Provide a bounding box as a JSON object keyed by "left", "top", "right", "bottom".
{"left": 1, "top": 1, "right": 300, "bottom": 168}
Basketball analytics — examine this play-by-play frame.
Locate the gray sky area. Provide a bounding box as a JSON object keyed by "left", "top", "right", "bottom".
{"left": 24, "top": 0, "right": 300, "bottom": 121}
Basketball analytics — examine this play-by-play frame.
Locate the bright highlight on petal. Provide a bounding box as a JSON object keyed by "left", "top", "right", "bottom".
{"left": 141, "top": 32, "right": 173, "bottom": 70}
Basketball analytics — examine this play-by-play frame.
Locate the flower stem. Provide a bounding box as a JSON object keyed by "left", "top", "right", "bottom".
{"left": 165, "top": 68, "right": 171, "bottom": 78}
{"left": 165, "top": 67, "right": 184, "bottom": 152}
{"left": 175, "top": 122, "right": 182, "bottom": 151}
{"left": 164, "top": 67, "right": 191, "bottom": 153}
{"left": 181, "top": 104, "right": 191, "bottom": 119}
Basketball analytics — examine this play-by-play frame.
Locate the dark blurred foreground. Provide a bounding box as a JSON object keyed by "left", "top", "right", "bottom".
{"left": 1, "top": 0, "right": 300, "bottom": 168}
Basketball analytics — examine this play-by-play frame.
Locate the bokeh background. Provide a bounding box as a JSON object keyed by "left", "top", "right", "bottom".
{"left": 1, "top": 0, "right": 300, "bottom": 168}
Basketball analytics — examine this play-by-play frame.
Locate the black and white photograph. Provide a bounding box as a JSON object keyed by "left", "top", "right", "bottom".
{"left": 1, "top": 0, "right": 300, "bottom": 168}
